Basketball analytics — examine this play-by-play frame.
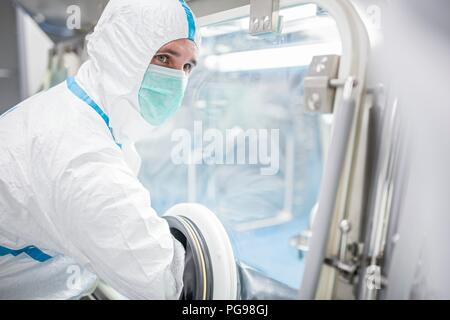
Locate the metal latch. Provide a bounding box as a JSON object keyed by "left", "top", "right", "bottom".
{"left": 324, "top": 220, "right": 362, "bottom": 284}
{"left": 304, "top": 55, "right": 343, "bottom": 114}
{"left": 249, "top": 0, "right": 283, "bottom": 35}
{"left": 325, "top": 219, "right": 389, "bottom": 290}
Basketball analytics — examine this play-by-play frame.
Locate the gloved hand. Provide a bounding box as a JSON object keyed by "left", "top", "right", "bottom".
{"left": 236, "top": 261, "right": 298, "bottom": 300}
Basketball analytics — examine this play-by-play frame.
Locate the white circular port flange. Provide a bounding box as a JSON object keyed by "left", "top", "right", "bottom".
{"left": 164, "top": 203, "right": 238, "bottom": 300}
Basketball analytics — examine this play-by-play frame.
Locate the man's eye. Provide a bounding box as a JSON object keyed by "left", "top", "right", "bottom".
{"left": 183, "top": 63, "right": 193, "bottom": 73}
{"left": 157, "top": 55, "right": 168, "bottom": 63}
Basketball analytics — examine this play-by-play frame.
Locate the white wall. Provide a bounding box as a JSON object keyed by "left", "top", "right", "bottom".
{"left": 17, "top": 8, "right": 54, "bottom": 97}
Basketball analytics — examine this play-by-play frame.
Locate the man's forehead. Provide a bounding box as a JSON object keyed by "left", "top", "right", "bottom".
{"left": 158, "top": 39, "right": 196, "bottom": 52}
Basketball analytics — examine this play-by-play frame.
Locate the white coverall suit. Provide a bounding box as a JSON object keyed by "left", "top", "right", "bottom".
{"left": 0, "top": 0, "right": 201, "bottom": 299}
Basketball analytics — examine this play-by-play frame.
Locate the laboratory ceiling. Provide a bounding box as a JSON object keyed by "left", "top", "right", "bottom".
{"left": 11, "top": 0, "right": 251, "bottom": 42}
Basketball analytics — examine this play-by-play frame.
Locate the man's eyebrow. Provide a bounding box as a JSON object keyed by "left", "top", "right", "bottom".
{"left": 190, "top": 58, "right": 198, "bottom": 66}
{"left": 158, "top": 48, "right": 181, "bottom": 57}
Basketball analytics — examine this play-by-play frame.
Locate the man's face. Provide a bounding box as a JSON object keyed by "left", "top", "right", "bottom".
{"left": 151, "top": 38, "right": 198, "bottom": 76}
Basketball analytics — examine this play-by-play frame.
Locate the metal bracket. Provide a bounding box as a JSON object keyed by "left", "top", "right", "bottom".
{"left": 304, "top": 55, "right": 343, "bottom": 114}
{"left": 249, "top": 0, "right": 282, "bottom": 35}
{"left": 289, "top": 230, "right": 312, "bottom": 259}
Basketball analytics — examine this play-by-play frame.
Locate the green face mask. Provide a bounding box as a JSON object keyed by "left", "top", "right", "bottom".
{"left": 138, "top": 64, "right": 188, "bottom": 126}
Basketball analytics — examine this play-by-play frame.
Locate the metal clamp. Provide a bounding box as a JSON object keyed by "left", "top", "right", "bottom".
{"left": 324, "top": 219, "right": 363, "bottom": 284}
{"left": 249, "top": 0, "right": 282, "bottom": 35}
{"left": 304, "top": 55, "right": 341, "bottom": 113}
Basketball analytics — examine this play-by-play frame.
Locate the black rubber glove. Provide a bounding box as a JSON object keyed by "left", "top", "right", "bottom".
{"left": 236, "top": 261, "right": 298, "bottom": 300}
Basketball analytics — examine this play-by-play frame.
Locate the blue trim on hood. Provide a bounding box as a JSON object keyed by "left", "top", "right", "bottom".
{"left": 178, "top": 0, "right": 196, "bottom": 42}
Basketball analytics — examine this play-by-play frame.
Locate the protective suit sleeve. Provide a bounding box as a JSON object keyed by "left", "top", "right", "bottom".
{"left": 39, "top": 117, "right": 185, "bottom": 300}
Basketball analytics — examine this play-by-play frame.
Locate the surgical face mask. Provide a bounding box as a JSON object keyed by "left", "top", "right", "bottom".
{"left": 138, "top": 64, "right": 188, "bottom": 126}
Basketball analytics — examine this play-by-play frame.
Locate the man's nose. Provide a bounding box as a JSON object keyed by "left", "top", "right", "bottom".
{"left": 173, "top": 63, "right": 186, "bottom": 73}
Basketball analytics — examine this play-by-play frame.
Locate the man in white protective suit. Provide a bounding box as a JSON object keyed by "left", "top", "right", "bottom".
{"left": 0, "top": 0, "right": 201, "bottom": 299}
